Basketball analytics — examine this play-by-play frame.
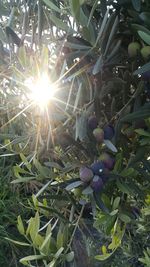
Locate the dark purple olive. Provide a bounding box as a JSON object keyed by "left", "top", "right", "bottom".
{"left": 91, "top": 175, "right": 104, "bottom": 192}
{"left": 99, "top": 153, "right": 115, "bottom": 170}
{"left": 88, "top": 115, "right": 98, "bottom": 130}
{"left": 131, "top": 207, "right": 140, "bottom": 219}
{"left": 93, "top": 128, "right": 104, "bottom": 143}
{"left": 141, "top": 71, "right": 150, "bottom": 81}
{"left": 91, "top": 161, "right": 105, "bottom": 175}
{"left": 79, "top": 166, "right": 93, "bottom": 183}
{"left": 101, "top": 174, "right": 109, "bottom": 183}
{"left": 103, "top": 125, "right": 115, "bottom": 140}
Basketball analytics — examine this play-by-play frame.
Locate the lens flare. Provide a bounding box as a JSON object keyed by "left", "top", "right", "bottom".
{"left": 25, "top": 73, "right": 57, "bottom": 108}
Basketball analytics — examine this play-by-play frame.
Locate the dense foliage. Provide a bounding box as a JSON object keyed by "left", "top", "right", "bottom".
{"left": 0, "top": 0, "right": 150, "bottom": 266}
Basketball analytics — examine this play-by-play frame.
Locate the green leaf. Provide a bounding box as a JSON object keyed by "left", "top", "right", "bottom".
{"left": 17, "top": 215, "right": 25, "bottom": 235}
{"left": 131, "top": 24, "right": 150, "bottom": 35}
{"left": 18, "top": 47, "right": 27, "bottom": 67}
{"left": 104, "top": 140, "right": 118, "bottom": 153}
{"left": 113, "top": 197, "right": 120, "bottom": 210}
{"left": 139, "top": 12, "right": 150, "bottom": 27}
{"left": 92, "top": 55, "right": 103, "bottom": 75}
{"left": 69, "top": 0, "right": 80, "bottom": 20}
{"left": 13, "top": 165, "right": 29, "bottom": 179}
{"left": 20, "top": 153, "right": 32, "bottom": 172}
{"left": 54, "top": 247, "right": 64, "bottom": 259}
{"left": 121, "top": 104, "right": 150, "bottom": 121}
{"left": 138, "top": 31, "right": 150, "bottom": 45}
{"left": 87, "top": 0, "right": 99, "bottom": 26}
{"left": 38, "top": 206, "right": 68, "bottom": 222}
{"left": 42, "top": 0, "right": 61, "bottom": 13}
{"left": 29, "top": 212, "right": 40, "bottom": 243}
{"left": 116, "top": 180, "right": 132, "bottom": 195}
{"left": 75, "top": 112, "right": 88, "bottom": 141}
{"left": 95, "top": 8, "right": 109, "bottom": 47}
{"left": 40, "top": 224, "right": 51, "bottom": 254}
{"left": 104, "top": 16, "right": 119, "bottom": 57}
{"left": 109, "top": 209, "right": 118, "bottom": 216}
{"left": 66, "top": 251, "right": 74, "bottom": 262}
{"left": 0, "top": 27, "right": 6, "bottom": 42}
{"left": 82, "top": 186, "right": 93, "bottom": 195}
{"left": 57, "top": 230, "right": 64, "bottom": 249}
{"left": 119, "top": 214, "right": 131, "bottom": 223}
{"left": 120, "top": 168, "right": 135, "bottom": 177}
{"left": 135, "top": 129, "right": 150, "bottom": 137}
{"left": 95, "top": 253, "right": 112, "bottom": 261}
{"left": 35, "top": 181, "right": 52, "bottom": 198}
{"left": 94, "top": 193, "right": 109, "bottom": 214}
{"left": 20, "top": 255, "right": 44, "bottom": 263}
{"left": 49, "top": 14, "right": 74, "bottom": 33}
{"left": 5, "top": 238, "right": 31, "bottom": 247}
{"left": 66, "top": 181, "right": 83, "bottom": 191}
{"left": 47, "top": 259, "right": 56, "bottom": 267}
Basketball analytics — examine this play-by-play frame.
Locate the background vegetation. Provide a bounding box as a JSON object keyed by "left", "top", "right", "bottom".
{"left": 0, "top": 0, "right": 150, "bottom": 266}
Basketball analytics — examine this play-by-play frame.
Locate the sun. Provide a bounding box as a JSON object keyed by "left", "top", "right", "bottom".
{"left": 25, "top": 73, "right": 57, "bottom": 109}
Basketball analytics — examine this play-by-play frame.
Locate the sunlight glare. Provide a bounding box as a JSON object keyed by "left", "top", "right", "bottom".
{"left": 25, "top": 73, "right": 56, "bottom": 108}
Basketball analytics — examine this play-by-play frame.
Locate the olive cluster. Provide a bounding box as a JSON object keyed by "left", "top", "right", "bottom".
{"left": 79, "top": 115, "right": 115, "bottom": 193}
{"left": 79, "top": 152, "right": 115, "bottom": 193}
{"left": 128, "top": 42, "right": 150, "bottom": 60}
{"left": 88, "top": 115, "right": 114, "bottom": 143}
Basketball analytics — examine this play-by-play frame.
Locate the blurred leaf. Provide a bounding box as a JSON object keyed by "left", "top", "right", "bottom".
{"left": 20, "top": 153, "right": 32, "bottom": 172}
{"left": 113, "top": 197, "right": 120, "bottom": 210}
{"left": 18, "top": 47, "right": 27, "bottom": 67}
{"left": 38, "top": 206, "right": 68, "bottom": 222}
{"left": 73, "top": 82, "right": 82, "bottom": 112}
{"left": 66, "top": 251, "right": 74, "bottom": 262}
{"left": 95, "top": 253, "right": 111, "bottom": 261}
{"left": 75, "top": 112, "right": 88, "bottom": 141}
{"left": 69, "top": 0, "right": 80, "bottom": 20}
{"left": 93, "top": 55, "right": 103, "bottom": 75}
{"left": 138, "top": 31, "right": 150, "bottom": 45}
{"left": 131, "top": 23, "right": 150, "bottom": 35}
{"left": 42, "top": 0, "right": 61, "bottom": 13}
{"left": 40, "top": 224, "right": 52, "bottom": 254}
{"left": 49, "top": 14, "right": 74, "bottom": 33}
{"left": 132, "top": 0, "right": 141, "bottom": 12}
{"left": 57, "top": 229, "right": 64, "bottom": 249}
{"left": 110, "top": 209, "right": 118, "bottom": 216}
{"left": 135, "top": 129, "right": 150, "bottom": 137}
{"left": 66, "top": 180, "right": 83, "bottom": 191}
{"left": 139, "top": 12, "right": 150, "bottom": 27}
{"left": 116, "top": 180, "right": 133, "bottom": 195}
{"left": 29, "top": 212, "right": 40, "bottom": 244}
{"left": 20, "top": 254, "right": 44, "bottom": 263}
{"left": 121, "top": 104, "right": 150, "bottom": 121}
{"left": 95, "top": 8, "right": 109, "bottom": 47}
{"left": 120, "top": 168, "right": 136, "bottom": 177}
{"left": 17, "top": 215, "right": 25, "bottom": 235}
{"left": 5, "top": 238, "right": 31, "bottom": 247}
{"left": 94, "top": 192, "right": 109, "bottom": 214}
{"left": 104, "top": 140, "right": 118, "bottom": 153}
{"left": 54, "top": 247, "right": 64, "bottom": 259}
{"left": 82, "top": 186, "right": 93, "bottom": 195}
{"left": 119, "top": 214, "right": 131, "bottom": 223}
{"left": 0, "top": 27, "right": 6, "bottom": 42}
{"left": 104, "top": 15, "right": 119, "bottom": 57}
